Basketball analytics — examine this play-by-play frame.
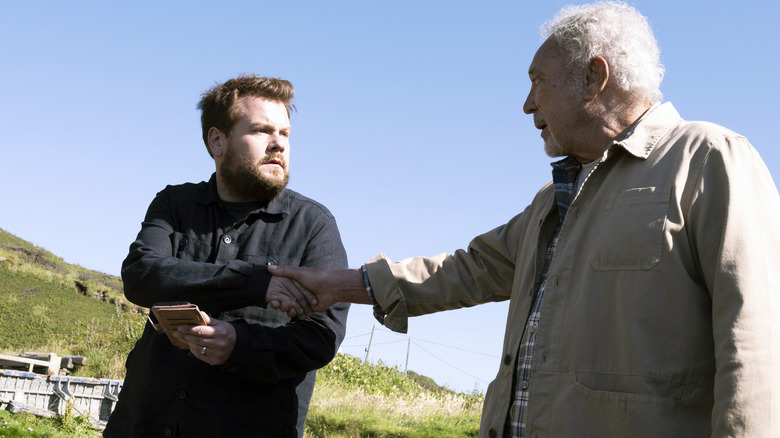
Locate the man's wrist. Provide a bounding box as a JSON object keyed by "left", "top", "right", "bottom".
{"left": 361, "top": 265, "right": 386, "bottom": 324}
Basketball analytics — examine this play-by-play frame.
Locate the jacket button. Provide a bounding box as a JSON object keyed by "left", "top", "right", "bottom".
{"left": 489, "top": 428, "right": 497, "bottom": 438}
{"left": 163, "top": 428, "right": 172, "bottom": 437}
{"left": 177, "top": 390, "right": 187, "bottom": 399}
{"left": 223, "top": 235, "right": 232, "bottom": 244}
{"left": 503, "top": 354, "right": 512, "bottom": 365}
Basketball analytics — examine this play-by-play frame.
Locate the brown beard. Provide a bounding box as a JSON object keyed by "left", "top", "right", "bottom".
{"left": 220, "top": 151, "right": 289, "bottom": 201}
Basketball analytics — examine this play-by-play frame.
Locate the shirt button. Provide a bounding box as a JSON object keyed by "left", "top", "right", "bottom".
{"left": 503, "top": 354, "right": 512, "bottom": 365}
{"left": 530, "top": 324, "right": 538, "bottom": 334}
{"left": 521, "top": 380, "right": 529, "bottom": 389}
{"left": 177, "top": 390, "right": 187, "bottom": 399}
{"left": 223, "top": 235, "right": 232, "bottom": 244}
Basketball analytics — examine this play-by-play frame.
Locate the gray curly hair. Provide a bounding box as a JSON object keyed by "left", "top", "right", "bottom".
{"left": 542, "top": 1, "right": 664, "bottom": 103}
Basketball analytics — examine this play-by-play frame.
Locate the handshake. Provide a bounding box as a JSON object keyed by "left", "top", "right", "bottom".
{"left": 265, "top": 265, "right": 373, "bottom": 318}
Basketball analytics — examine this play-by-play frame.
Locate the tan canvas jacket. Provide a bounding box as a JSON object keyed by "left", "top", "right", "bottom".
{"left": 365, "top": 103, "right": 780, "bottom": 437}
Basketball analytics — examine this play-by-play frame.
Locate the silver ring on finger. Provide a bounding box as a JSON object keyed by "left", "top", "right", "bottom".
{"left": 201, "top": 346, "right": 207, "bottom": 355}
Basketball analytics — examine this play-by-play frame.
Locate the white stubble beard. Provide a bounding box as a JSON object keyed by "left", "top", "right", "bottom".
{"left": 544, "top": 134, "right": 565, "bottom": 158}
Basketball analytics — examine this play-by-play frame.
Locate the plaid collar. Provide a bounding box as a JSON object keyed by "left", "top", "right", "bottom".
{"left": 550, "top": 157, "right": 582, "bottom": 225}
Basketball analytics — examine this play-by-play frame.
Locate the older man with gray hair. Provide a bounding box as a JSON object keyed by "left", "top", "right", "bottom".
{"left": 270, "top": 2, "right": 780, "bottom": 436}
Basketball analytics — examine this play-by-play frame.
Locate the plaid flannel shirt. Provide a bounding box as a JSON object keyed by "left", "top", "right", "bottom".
{"left": 505, "top": 157, "right": 583, "bottom": 437}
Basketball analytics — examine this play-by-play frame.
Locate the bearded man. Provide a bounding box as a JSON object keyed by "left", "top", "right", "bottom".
{"left": 104, "top": 75, "right": 350, "bottom": 438}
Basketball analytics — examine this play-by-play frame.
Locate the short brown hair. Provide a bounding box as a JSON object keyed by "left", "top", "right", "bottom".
{"left": 197, "top": 74, "right": 295, "bottom": 156}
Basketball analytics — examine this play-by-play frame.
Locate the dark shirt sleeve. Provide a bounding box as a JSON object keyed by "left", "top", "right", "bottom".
{"left": 121, "top": 188, "right": 272, "bottom": 313}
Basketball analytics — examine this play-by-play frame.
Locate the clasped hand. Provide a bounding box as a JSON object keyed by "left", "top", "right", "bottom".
{"left": 265, "top": 265, "right": 352, "bottom": 319}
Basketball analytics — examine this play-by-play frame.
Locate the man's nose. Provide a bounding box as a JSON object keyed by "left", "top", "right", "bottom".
{"left": 268, "top": 134, "right": 286, "bottom": 152}
{"left": 522, "top": 91, "right": 536, "bottom": 114}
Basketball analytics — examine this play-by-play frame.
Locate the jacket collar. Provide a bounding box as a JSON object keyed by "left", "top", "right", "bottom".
{"left": 611, "top": 102, "right": 681, "bottom": 160}
{"left": 195, "top": 173, "right": 290, "bottom": 217}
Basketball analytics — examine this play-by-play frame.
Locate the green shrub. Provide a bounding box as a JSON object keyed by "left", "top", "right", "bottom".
{"left": 318, "top": 353, "right": 424, "bottom": 397}
{"left": 307, "top": 354, "right": 483, "bottom": 437}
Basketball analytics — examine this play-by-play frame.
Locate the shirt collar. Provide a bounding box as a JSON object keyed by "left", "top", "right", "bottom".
{"left": 195, "top": 173, "right": 291, "bottom": 217}
{"left": 611, "top": 102, "right": 682, "bottom": 159}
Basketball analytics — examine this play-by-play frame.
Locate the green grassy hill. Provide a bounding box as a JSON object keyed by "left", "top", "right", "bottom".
{"left": 0, "top": 228, "right": 483, "bottom": 437}
{"left": 0, "top": 228, "right": 143, "bottom": 378}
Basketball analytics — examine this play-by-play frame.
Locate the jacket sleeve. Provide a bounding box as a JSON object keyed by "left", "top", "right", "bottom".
{"left": 687, "top": 134, "right": 780, "bottom": 436}
{"left": 365, "top": 210, "right": 527, "bottom": 333}
{"left": 221, "top": 214, "right": 350, "bottom": 382}
{"left": 121, "top": 188, "right": 272, "bottom": 313}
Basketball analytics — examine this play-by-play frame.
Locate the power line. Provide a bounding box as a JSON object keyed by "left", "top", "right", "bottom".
{"left": 410, "top": 340, "right": 489, "bottom": 384}
{"left": 340, "top": 324, "right": 500, "bottom": 389}
{"left": 343, "top": 332, "right": 374, "bottom": 340}
{"left": 365, "top": 339, "right": 408, "bottom": 346}
{"left": 347, "top": 324, "right": 499, "bottom": 358}
{"left": 341, "top": 341, "right": 488, "bottom": 384}
{"left": 411, "top": 336, "right": 499, "bottom": 359}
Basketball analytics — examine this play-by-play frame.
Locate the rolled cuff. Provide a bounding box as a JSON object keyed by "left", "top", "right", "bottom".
{"left": 365, "top": 254, "right": 409, "bottom": 334}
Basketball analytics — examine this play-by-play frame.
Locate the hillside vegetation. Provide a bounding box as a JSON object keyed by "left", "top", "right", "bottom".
{"left": 0, "top": 228, "right": 483, "bottom": 437}
{"left": 0, "top": 228, "right": 143, "bottom": 379}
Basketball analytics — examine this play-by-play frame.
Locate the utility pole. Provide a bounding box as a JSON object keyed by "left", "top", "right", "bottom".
{"left": 364, "top": 325, "right": 376, "bottom": 363}
{"left": 404, "top": 338, "right": 411, "bottom": 374}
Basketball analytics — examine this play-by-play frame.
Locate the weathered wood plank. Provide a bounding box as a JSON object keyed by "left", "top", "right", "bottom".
{"left": 0, "top": 353, "right": 59, "bottom": 375}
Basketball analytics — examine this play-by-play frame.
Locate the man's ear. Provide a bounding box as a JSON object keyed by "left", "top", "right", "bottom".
{"left": 207, "top": 127, "right": 226, "bottom": 158}
{"left": 584, "top": 55, "right": 609, "bottom": 101}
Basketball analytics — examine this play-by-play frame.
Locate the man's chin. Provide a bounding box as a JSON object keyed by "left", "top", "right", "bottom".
{"left": 259, "top": 170, "right": 286, "bottom": 184}
{"left": 247, "top": 180, "right": 287, "bottom": 201}
{"left": 222, "top": 172, "right": 289, "bottom": 201}
{"left": 544, "top": 137, "right": 565, "bottom": 158}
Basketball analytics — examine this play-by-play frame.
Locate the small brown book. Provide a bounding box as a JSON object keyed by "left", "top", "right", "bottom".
{"left": 148, "top": 303, "right": 207, "bottom": 349}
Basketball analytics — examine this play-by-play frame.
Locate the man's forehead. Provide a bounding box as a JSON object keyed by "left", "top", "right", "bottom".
{"left": 237, "top": 96, "right": 289, "bottom": 120}
{"left": 236, "top": 95, "right": 279, "bottom": 109}
{"left": 528, "top": 37, "right": 562, "bottom": 75}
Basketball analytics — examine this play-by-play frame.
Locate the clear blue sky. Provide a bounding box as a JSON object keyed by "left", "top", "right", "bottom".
{"left": 1, "top": 1, "right": 778, "bottom": 393}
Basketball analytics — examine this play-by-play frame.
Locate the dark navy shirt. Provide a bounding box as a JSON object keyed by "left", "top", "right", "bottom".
{"left": 104, "top": 174, "right": 350, "bottom": 438}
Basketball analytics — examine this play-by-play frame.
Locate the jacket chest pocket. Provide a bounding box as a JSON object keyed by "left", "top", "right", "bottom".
{"left": 172, "top": 232, "right": 213, "bottom": 262}
{"left": 589, "top": 186, "right": 671, "bottom": 271}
